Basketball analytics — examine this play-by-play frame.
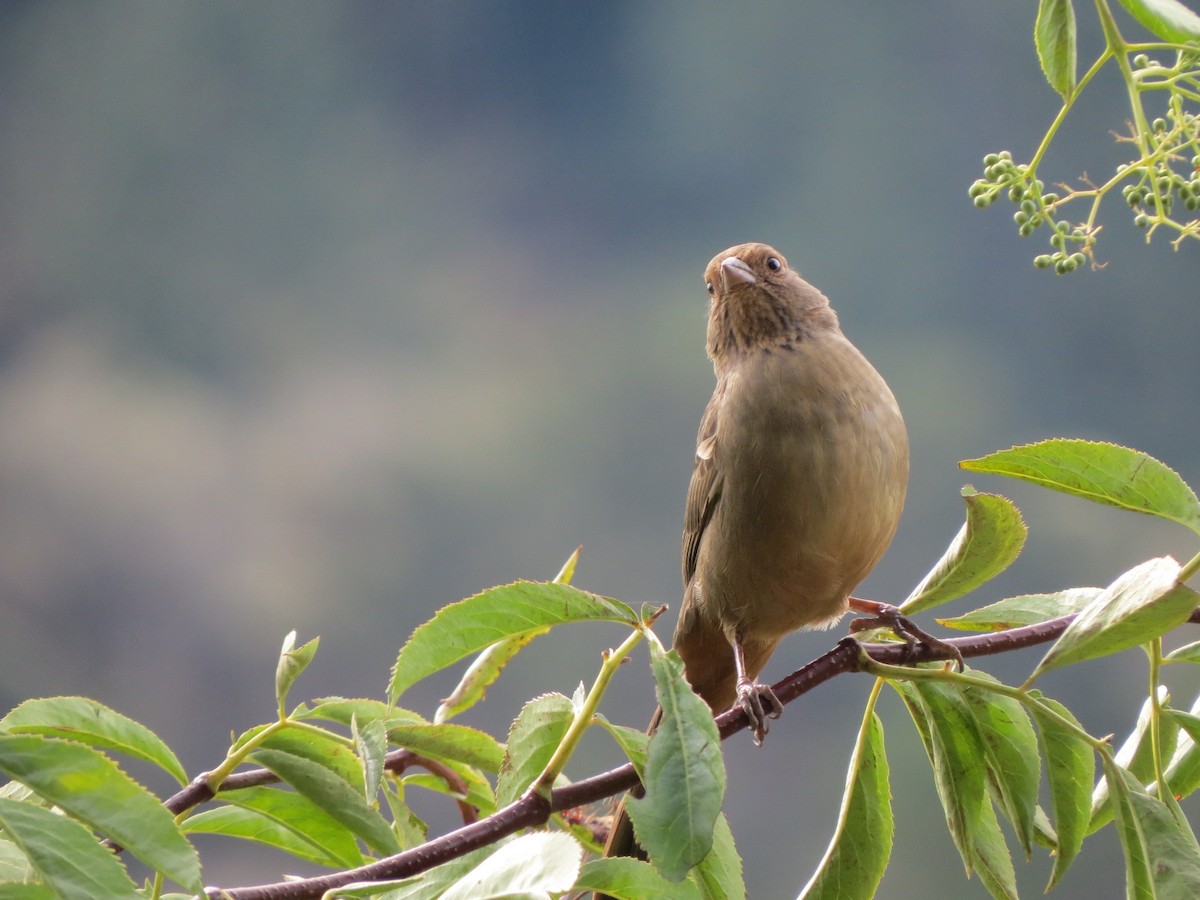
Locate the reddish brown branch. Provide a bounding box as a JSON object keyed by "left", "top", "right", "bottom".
{"left": 205, "top": 608, "right": 1181, "bottom": 899}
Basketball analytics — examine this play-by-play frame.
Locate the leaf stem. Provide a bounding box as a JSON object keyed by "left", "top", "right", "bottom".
{"left": 527, "top": 622, "right": 652, "bottom": 797}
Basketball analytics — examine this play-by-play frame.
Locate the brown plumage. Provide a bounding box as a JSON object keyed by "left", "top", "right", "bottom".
{"left": 600, "top": 242, "right": 909, "bottom": 876}
{"left": 674, "top": 242, "right": 909, "bottom": 723}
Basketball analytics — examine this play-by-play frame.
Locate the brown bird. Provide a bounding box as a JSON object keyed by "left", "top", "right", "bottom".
{"left": 601, "top": 242, "right": 914, "bottom": 872}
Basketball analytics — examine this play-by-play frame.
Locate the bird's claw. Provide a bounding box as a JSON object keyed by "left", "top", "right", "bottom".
{"left": 849, "top": 601, "right": 964, "bottom": 671}
{"left": 736, "top": 678, "right": 784, "bottom": 745}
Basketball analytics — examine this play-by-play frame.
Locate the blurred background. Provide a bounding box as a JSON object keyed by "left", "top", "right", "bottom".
{"left": 2, "top": 2, "right": 1200, "bottom": 896}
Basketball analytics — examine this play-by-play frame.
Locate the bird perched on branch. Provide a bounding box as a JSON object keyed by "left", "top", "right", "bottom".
{"left": 602, "top": 241, "right": 915, "bottom": 869}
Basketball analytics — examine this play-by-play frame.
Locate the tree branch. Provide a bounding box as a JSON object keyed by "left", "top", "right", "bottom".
{"left": 202, "top": 609, "right": 1200, "bottom": 899}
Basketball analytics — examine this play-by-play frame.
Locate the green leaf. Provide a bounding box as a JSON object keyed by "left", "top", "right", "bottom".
{"left": 300, "top": 697, "right": 425, "bottom": 728}
{"left": 1105, "top": 759, "right": 1200, "bottom": 898}
{"left": 963, "top": 674, "right": 1041, "bottom": 858}
{"left": 1166, "top": 640, "right": 1200, "bottom": 663}
{"left": 328, "top": 847, "right": 493, "bottom": 900}
{"left": 901, "top": 489, "right": 1026, "bottom": 614}
{"left": 576, "top": 858, "right": 703, "bottom": 900}
{"left": 385, "top": 723, "right": 505, "bottom": 773}
{"left": 0, "top": 734, "right": 202, "bottom": 892}
{"left": 799, "top": 711, "right": 893, "bottom": 899}
{"left": 1029, "top": 694, "right": 1094, "bottom": 889}
{"left": 892, "top": 679, "right": 1015, "bottom": 896}
{"left": 0, "top": 798, "right": 140, "bottom": 899}
{"left": 438, "top": 832, "right": 583, "bottom": 899}
{"left": 495, "top": 693, "right": 574, "bottom": 807}
{"left": 0, "top": 696, "right": 187, "bottom": 786}
{"left": 433, "top": 632, "right": 547, "bottom": 725}
{"left": 434, "top": 550, "right": 582, "bottom": 724}
{"left": 182, "top": 803, "right": 351, "bottom": 868}
{"left": 236, "top": 786, "right": 367, "bottom": 863}
{"left": 1163, "top": 700, "right": 1200, "bottom": 804}
{"left": 1028, "top": 557, "right": 1198, "bottom": 682}
{"left": 1091, "top": 688, "right": 1176, "bottom": 834}
{"left": 353, "top": 716, "right": 388, "bottom": 801}
{"left": 1116, "top": 0, "right": 1200, "bottom": 41}
{"left": 275, "top": 631, "right": 319, "bottom": 712}
{"left": 388, "top": 581, "right": 636, "bottom": 703}
{"left": 961, "top": 440, "right": 1200, "bottom": 536}
{"left": 1036, "top": 0, "right": 1078, "bottom": 98}
{"left": 252, "top": 748, "right": 399, "bottom": 856}
{"left": 690, "top": 812, "right": 745, "bottom": 900}
{"left": 938, "top": 588, "right": 1101, "bottom": 632}
{"left": 258, "top": 725, "right": 365, "bottom": 794}
{"left": 594, "top": 717, "right": 651, "bottom": 780}
{"left": 627, "top": 644, "right": 725, "bottom": 882}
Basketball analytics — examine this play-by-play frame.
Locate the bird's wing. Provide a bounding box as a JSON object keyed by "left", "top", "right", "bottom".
{"left": 682, "top": 383, "right": 723, "bottom": 588}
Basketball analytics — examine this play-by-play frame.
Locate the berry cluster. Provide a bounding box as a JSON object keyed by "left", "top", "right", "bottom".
{"left": 969, "top": 151, "right": 1092, "bottom": 274}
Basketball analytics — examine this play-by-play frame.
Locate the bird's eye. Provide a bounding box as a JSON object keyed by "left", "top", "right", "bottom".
{"left": 766, "top": 257, "right": 782, "bottom": 271}
{"left": 705, "top": 281, "right": 715, "bottom": 295}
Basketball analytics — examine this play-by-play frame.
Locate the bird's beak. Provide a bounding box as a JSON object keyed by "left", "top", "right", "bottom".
{"left": 720, "top": 256, "right": 756, "bottom": 290}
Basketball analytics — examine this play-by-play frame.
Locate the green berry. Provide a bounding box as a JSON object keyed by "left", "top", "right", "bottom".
{"left": 1014, "top": 211, "right": 1029, "bottom": 225}
{"left": 1009, "top": 186, "right": 1024, "bottom": 203}
{"left": 1135, "top": 213, "right": 1150, "bottom": 227}
{"left": 1134, "top": 53, "right": 1150, "bottom": 67}
{"left": 1021, "top": 199, "right": 1037, "bottom": 214}
{"left": 1019, "top": 223, "right": 1035, "bottom": 237}
{"left": 1070, "top": 253, "right": 1086, "bottom": 268}
{"left": 983, "top": 153, "right": 1001, "bottom": 166}
{"left": 974, "top": 195, "right": 992, "bottom": 209}
{"left": 1034, "top": 254, "right": 1053, "bottom": 268}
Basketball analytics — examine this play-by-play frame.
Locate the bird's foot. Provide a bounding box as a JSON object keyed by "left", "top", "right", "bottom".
{"left": 735, "top": 678, "right": 784, "bottom": 746}
{"left": 847, "top": 597, "right": 964, "bottom": 671}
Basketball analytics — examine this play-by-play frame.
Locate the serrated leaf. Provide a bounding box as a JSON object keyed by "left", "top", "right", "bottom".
{"left": 1104, "top": 758, "right": 1200, "bottom": 898}
{"left": 386, "top": 723, "right": 505, "bottom": 773}
{"left": 1028, "top": 558, "right": 1198, "bottom": 682}
{"left": 438, "top": 832, "right": 583, "bottom": 899}
{"left": 258, "top": 725, "right": 365, "bottom": 794}
{"left": 495, "top": 693, "right": 574, "bottom": 807}
{"left": 330, "top": 847, "right": 494, "bottom": 900}
{"left": 799, "top": 711, "right": 893, "bottom": 899}
{"left": 182, "top": 804, "right": 348, "bottom": 867}
{"left": 203, "top": 784, "right": 366, "bottom": 867}
{"left": 963, "top": 674, "right": 1040, "bottom": 858}
{"left": 575, "top": 857, "right": 703, "bottom": 900}
{"left": 690, "top": 812, "right": 744, "bottom": 900}
{"left": 275, "top": 631, "right": 319, "bottom": 712}
{"left": 1029, "top": 694, "right": 1094, "bottom": 889}
{"left": 901, "top": 489, "right": 1026, "bottom": 614}
{"left": 1116, "top": 0, "right": 1200, "bottom": 41}
{"left": 1091, "top": 688, "right": 1175, "bottom": 834}
{"left": 594, "top": 717, "right": 651, "bottom": 780}
{"left": 627, "top": 644, "right": 725, "bottom": 882}
{"left": 353, "top": 716, "right": 388, "bottom": 801}
{"left": 389, "top": 581, "right": 636, "bottom": 703}
{"left": 938, "top": 588, "right": 1101, "bottom": 632}
{"left": 0, "top": 798, "right": 140, "bottom": 899}
{"left": 0, "top": 734, "right": 202, "bottom": 892}
{"left": 434, "top": 632, "right": 547, "bottom": 724}
{"left": 1163, "top": 697, "right": 1200, "bottom": 805}
{"left": 0, "top": 696, "right": 187, "bottom": 786}
{"left": 1036, "top": 0, "right": 1078, "bottom": 98}
{"left": 252, "top": 748, "right": 399, "bottom": 856}
{"left": 435, "top": 552, "right": 582, "bottom": 724}
{"left": 961, "top": 440, "right": 1200, "bottom": 536}
{"left": 892, "top": 679, "right": 1015, "bottom": 892}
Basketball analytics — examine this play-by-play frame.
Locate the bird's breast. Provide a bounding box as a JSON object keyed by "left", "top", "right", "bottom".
{"left": 698, "top": 338, "right": 908, "bottom": 638}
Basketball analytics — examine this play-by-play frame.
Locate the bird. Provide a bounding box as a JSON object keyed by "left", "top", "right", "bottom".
{"left": 600, "top": 241, "right": 915, "bottom": 872}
